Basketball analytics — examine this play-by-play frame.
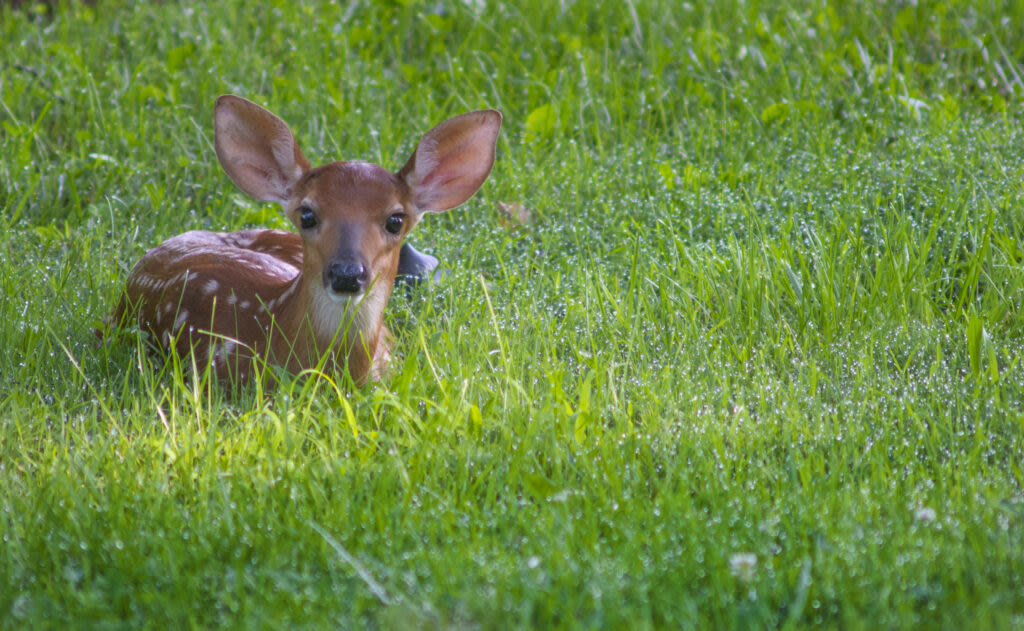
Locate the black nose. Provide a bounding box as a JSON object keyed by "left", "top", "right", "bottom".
{"left": 326, "top": 261, "right": 368, "bottom": 294}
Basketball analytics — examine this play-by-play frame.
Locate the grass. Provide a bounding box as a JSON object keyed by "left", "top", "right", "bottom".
{"left": 2, "top": 0, "right": 1024, "bottom": 628}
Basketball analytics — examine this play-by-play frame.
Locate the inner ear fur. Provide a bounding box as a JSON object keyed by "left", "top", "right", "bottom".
{"left": 214, "top": 95, "right": 310, "bottom": 204}
{"left": 399, "top": 109, "right": 502, "bottom": 214}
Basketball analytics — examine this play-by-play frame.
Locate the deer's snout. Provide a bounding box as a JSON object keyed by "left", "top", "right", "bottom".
{"left": 325, "top": 260, "right": 369, "bottom": 295}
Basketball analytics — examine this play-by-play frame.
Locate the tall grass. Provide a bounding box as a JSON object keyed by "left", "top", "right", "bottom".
{"left": 2, "top": 0, "right": 1023, "bottom": 628}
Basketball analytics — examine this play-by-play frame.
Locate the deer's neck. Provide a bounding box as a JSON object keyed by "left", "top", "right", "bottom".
{"left": 271, "top": 272, "right": 390, "bottom": 383}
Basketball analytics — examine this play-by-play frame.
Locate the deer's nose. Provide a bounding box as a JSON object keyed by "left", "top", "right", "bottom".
{"left": 325, "top": 261, "right": 369, "bottom": 294}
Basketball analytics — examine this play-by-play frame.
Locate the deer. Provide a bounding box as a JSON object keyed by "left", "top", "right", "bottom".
{"left": 111, "top": 95, "right": 501, "bottom": 385}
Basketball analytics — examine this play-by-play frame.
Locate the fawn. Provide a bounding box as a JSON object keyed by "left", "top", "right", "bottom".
{"left": 112, "top": 95, "right": 501, "bottom": 384}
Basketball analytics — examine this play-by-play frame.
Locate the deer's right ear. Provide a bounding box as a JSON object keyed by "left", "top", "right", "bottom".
{"left": 214, "top": 95, "right": 310, "bottom": 204}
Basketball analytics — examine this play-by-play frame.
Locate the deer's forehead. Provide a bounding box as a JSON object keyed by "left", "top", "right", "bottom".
{"left": 298, "top": 162, "right": 407, "bottom": 210}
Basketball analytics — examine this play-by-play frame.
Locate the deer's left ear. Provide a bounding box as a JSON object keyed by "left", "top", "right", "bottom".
{"left": 399, "top": 110, "right": 502, "bottom": 214}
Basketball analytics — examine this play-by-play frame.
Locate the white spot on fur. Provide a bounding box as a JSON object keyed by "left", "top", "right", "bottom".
{"left": 265, "top": 278, "right": 300, "bottom": 314}
{"left": 209, "top": 340, "right": 239, "bottom": 370}
{"left": 172, "top": 311, "right": 189, "bottom": 332}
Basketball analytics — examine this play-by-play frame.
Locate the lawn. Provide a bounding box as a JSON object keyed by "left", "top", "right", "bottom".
{"left": 2, "top": 0, "right": 1023, "bottom": 628}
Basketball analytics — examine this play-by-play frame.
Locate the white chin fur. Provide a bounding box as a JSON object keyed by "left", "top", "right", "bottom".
{"left": 325, "top": 289, "right": 361, "bottom": 304}
{"left": 311, "top": 283, "right": 386, "bottom": 346}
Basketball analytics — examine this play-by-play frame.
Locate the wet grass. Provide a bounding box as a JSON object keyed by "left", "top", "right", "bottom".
{"left": 2, "top": 0, "right": 1024, "bottom": 628}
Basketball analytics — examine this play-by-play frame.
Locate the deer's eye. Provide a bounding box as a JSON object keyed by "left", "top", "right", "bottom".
{"left": 299, "top": 206, "right": 318, "bottom": 230}
{"left": 385, "top": 213, "right": 404, "bottom": 235}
